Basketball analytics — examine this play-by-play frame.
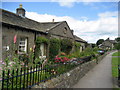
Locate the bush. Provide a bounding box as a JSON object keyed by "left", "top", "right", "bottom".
{"left": 61, "top": 39, "right": 73, "bottom": 55}
{"left": 114, "top": 43, "right": 120, "bottom": 50}
{"left": 74, "top": 42, "right": 81, "bottom": 52}
{"left": 49, "top": 38, "right": 61, "bottom": 60}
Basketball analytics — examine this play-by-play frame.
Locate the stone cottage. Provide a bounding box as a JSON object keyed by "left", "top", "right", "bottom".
{"left": 1, "top": 4, "right": 87, "bottom": 60}
{"left": 99, "top": 38, "right": 117, "bottom": 50}
{"left": 74, "top": 35, "right": 87, "bottom": 52}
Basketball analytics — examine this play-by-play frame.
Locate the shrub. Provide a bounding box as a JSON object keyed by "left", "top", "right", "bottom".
{"left": 61, "top": 39, "right": 73, "bottom": 55}
{"left": 74, "top": 42, "right": 81, "bottom": 52}
{"left": 54, "top": 52, "right": 70, "bottom": 64}
{"left": 49, "top": 38, "right": 61, "bottom": 60}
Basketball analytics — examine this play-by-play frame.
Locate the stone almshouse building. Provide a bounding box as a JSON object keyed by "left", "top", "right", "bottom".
{"left": 1, "top": 5, "right": 87, "bottom": 60}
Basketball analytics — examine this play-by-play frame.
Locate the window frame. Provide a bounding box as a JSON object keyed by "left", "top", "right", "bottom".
{"left": 18, "top": 37, "right": 28, "bottom": 54}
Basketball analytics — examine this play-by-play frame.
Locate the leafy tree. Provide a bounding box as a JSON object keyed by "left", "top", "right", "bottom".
{"left": 115, "top": 37, "right": 120, "bottom": 42}
{"left": 91, "top": 43, "right": 96, "bottom": 48}
{"left": 96, "top": 39, "right": 104, "bottom": 46}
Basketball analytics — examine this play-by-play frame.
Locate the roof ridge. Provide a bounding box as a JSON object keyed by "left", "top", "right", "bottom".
{"left": 46, "top": 21, "right": 63, "bottom": 31}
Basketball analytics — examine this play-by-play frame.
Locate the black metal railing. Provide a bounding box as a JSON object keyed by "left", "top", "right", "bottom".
{"left": 0, "top": 55, "right": 93, "bottom": 89}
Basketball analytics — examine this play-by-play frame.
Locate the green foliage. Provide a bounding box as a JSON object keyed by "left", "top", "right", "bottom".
{"left": 61, "top": 39, "right": 73, "bottom": 55}
{"left": 91, "top": 43, "right": 96, "bottom": 48}
{"left": 96, "top": 39, "right": 104, "bottom": 46}
{"left": 115, "top": 37, "right": 120, "bottom": 42}
{"left": 74, "top": 42, "right": 81, "bottom": 52}
{"left": 82, "top": 47, "right": 94, "bottom": 56}
{"left": 35, "top": 37, "right": 49, "bottom": 58}
{"left": 112, "top": 57, "right": 119, "bottom": 77}
{"left": 114, "top": 43, "right": 120, "bottom": 50}
{"left": 49, "top": 38, "right": 61, "bottom": 59}
{"left": 35, "top": 36, "right": 49, "bottom": 44}
{"left": 112, "top": 51, "right": 120, "bottom": 56}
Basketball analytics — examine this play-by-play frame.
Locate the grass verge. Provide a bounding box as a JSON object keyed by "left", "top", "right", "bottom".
{"left": 112, "top": 51, "right": 120, "bottom": 77}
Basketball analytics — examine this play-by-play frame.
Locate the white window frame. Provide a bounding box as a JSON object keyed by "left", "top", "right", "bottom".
{"left": 19, "top": 37, "right": 27, "bottom": 54}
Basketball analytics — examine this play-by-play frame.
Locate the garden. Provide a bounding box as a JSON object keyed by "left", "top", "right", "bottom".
{"left": 0, "top": 37, "right": 106, "bottom": 89}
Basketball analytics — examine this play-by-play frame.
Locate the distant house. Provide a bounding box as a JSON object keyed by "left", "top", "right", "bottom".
{"left": 1, "top": 4, "right": 86, "bottom": 60}
{"left": 99, "top": 38, "right": 117, "bottom": 50}
{"left": 74, "top": 35, "right": 87, "bottom": 52}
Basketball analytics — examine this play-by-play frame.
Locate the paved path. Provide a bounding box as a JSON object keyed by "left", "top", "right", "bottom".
{"left": 72, "top": 51, "right": 116, "bottom": 88}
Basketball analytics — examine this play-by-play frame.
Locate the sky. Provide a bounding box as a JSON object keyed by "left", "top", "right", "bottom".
{"left": 1, "top": 0, "right": 119, "bottom": 43}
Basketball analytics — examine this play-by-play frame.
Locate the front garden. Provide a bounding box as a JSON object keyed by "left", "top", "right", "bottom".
{"left": 0, "top": 37, "right": 107, "bottom": 89}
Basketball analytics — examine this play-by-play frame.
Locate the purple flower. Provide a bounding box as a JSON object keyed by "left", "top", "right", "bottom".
{"left": 2, "top": 62, "right": 5, "bottom": 65}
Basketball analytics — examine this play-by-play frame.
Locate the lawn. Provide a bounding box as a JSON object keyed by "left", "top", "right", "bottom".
{"left": 112, "top": 51, "right": 120, "bottom": 56}
{"left": 112, "top": 51, "right": 120, "bottom": 77}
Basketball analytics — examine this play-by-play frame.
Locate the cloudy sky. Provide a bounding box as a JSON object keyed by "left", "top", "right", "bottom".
{"left": 2, "top": 0, "right": 119, "bottom": 43}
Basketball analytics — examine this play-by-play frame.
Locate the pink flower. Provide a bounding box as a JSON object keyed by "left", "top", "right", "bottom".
{"left": 21, "top": 62, "right": 24, "bottom": 65}
{"left": 10, "top": 65, "right": 12, "bottom": 67}
{"left": 0, "top": 67, "right": 2, "bottom": 70}
{"left": 14, "top": 35, "right": 17, "bottom": 44}
{"left": 0, "top": 78, "right": 2, "bottom": 81}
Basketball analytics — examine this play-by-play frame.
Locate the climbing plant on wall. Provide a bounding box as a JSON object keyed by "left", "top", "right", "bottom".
{"left": 74, "top": 42, "right": 81, "bottom": 52}
{"left": 35, "top": 36, "right": 49, "bottom": 58}
{"left": 49, "top": 38, "right": 61, "bottom": 59}
{"left": 61, "top": 39, "right": 73, "bottom": 55}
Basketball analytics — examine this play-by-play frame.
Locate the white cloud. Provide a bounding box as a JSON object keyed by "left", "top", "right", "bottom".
{"left": 98, "top": 11, "right": 118, "bottom": 18}
{"left": 50, "top": 0, "right": 119, "bottom": 7}
{"left": 26, "top": 11, "right": 118, "bottom": 43}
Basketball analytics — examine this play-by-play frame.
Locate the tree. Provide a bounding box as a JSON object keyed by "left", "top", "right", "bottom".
{"left": 91, "top": 43, "right": 96, "bottom": 48}
{"left": 115, "top": 37, "right": 120, "bottom": 42}
{"left": 96, "top": 39, "right": 104, "bottom": 46}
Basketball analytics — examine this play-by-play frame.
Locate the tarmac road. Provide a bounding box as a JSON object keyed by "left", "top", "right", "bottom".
{"left": 72, "top": 51, "right": 116, "bottom": 88}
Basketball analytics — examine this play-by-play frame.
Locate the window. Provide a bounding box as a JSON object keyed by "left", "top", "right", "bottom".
{"left": 19, "top": 37, "right": 27, "bottom": 53}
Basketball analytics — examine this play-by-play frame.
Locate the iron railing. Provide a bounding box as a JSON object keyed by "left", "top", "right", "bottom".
{"left": 1, "top": 55, "right": 93, "bottom": 89}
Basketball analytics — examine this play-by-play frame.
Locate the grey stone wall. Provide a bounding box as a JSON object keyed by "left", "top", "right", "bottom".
{"left": 33, "top": 54, "right": 107, "bottom": 88}
{"left": 2, "top": 25, "right": 35, "bottom": 60}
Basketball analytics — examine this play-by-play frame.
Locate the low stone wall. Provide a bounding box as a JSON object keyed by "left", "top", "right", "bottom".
{"left": 33, "top": 53, "right": 107, "bottom": 88}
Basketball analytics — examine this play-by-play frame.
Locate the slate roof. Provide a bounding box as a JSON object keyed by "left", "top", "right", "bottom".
{"left": 1, "top": 9, "right": 63, "bottom": 33}
{"left": 101, "top": 39, "right": 117, "bottom": 47}
{"left": 109, "top": 40, "right": 117, "bottom": 43}
{"left": 74, "top": 35, "right": 87, "bottom": 43}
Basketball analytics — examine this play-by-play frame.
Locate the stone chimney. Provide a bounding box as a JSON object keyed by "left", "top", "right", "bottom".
{"left": 16, "top": 4, "right": 25, "bottom": 17}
